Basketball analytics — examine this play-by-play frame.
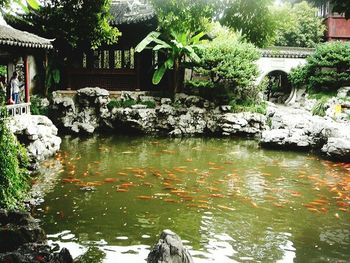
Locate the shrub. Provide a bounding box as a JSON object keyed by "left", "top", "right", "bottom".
{"left": 107, "top": 99, "right": 122, "bottom": 110}
{"left": 311, "top": 96, "right": 329, "bottom": 117}
{"left": 0, "top": 107, "right": 30, "bottom": 209}
{"left": 229, "top": 99, "right": 267, "bottom": 115}
{"left": 189, "top": 37, "right": 260, "bottom": 91}
{"left": 30, "top": 95, "right": 49, "bottom": 115}
{"left": 289, "top": 42, "right": 350, "bottom": 92}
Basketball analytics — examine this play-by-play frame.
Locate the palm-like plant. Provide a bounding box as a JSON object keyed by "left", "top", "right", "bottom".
{"left": 135, "top": 30, "right": 204, "bottom": 93}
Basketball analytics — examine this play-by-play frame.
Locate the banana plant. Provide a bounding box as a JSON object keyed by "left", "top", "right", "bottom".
{"left": 135, "top": 30, "right": 205, "bottom": 93}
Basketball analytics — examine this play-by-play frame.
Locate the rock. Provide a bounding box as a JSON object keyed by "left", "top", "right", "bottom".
{"left": 337, "top": 87, "right": 350, "bottom": 98}
{"left": 0, "top": 210, "right": 73, "bottom": 263}
{"left": 260, "top": 105, "right": 350, "bottom": 160}
{"left": 218, "top": 112, "right": 266, "bottom": 136}
{"left": 161, "top": 98, "right": 172, "bottom": 105}
{"left": 322, "top": 138, "right": 350, "bottom": 161}
{"left": 9, "top": 115, "right": 61, "bottom": 163}
{"left": 131, "top": 104, "right": 147, "bottom": 109}
{"left": 219, "top": 105, "right": 232, "bottom": 113}
{"left": 52, "top": 87, "right": 110, "bottom": 134}
{"left": 147, "top": 230, "right": 193, "bottom": 263}
{"left": 0, "top": 210, "right": 45, "bottom": 253}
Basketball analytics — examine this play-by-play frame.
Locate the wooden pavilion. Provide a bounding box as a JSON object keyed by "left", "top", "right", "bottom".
{"left": 318, "top": 1, "right": 350, "bottom": 41}
{"left": 0, "top": 14, "right": 53, "bottom": 115}
{"left": 65, "top": 0, "right": 162, "bottom": 92}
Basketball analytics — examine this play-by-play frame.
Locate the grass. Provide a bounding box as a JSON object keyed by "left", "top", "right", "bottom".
{"left": 311, "top": 96, "right": 328, "bottom": 117}
{"left": 229, "top": 99, "right": 267, "bottom": 115}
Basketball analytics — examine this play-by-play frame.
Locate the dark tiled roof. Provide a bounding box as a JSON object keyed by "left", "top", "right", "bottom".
{"left": 260, "top": 47, "right": 315, "bottom": 58}
{"left": 110, "top": 0, "right": 155, "bottom": 25}
{"left": 0, "top": 24, "right": 53, "bottom": 49}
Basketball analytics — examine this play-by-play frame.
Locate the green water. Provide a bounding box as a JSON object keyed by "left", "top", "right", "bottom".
{"left": 33, "top": 135, "right": 350, "bottom": 263}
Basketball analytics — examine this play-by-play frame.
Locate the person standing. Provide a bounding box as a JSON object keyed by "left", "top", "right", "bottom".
{"left": 10, "top": 72, "right": 20, "bottom": 104}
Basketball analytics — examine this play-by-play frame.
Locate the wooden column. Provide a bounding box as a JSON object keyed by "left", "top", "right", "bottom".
{"left": 23, "top": 55, "right": 30, "bottom": 103}
{"left": 135, "top": 52, "right": 140, "bottom": 90}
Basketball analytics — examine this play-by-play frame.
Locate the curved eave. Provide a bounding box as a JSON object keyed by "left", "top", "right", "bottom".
{"left": 260, "top": 47, "right": 315, "bottom": 59}
{"left": 0, "top": 39, "right": 53, "bottom": 49}
{"left": 110, "top": 12, "right": 155, "bottom": 26}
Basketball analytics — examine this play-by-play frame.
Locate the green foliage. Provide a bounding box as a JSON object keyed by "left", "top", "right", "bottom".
{"left": 136, "top": 30, "right": 204, "bottom": 92}
{"left": 9, "top": 0, "right": 120, "bottom": 53}
{"left": 289, "top": 65, "right": 309, "bottom": 89}
{"left": 30, "top": 95, "right": 49, "bottom": 116}
{"left": 189, "top": 36, "right": 260, "bottom": 91}
{"left": 221, "top": 0, "right": 276, "bottom": 47}
{"left": 0, "top": 65, "right": 6, "bottom": 76}
{"left": 273, "top": 1, "right": 325, "bottom": 48}
{"left": 229, "top": 99, "right": 267, "bottom": 115}
{"left": 141, "top": 100, "right": 156, "bottom": 109}
{"left": 150, "top": 0, "right": 215, "bottom": 34}
{"left": 0, "top": 107, "right": 30, "bottom": 209}
{"left": 311, "top": 96, "right": 329, "bottom": 117}
{"left": 289, "top": 42, "right": 350, "bottom": 92}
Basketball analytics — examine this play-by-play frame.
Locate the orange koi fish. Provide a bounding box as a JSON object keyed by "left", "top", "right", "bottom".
{"left": 116, "top": 188, "right": 129, "bottom": 192}
{"left": 104, "top": 178, "right": 118, "bottom": 183}
{"left": 164, "top": 198, "right": 178, "bottom": 203}
{"left": 137, "top": 195, "right": 153, "bottom": 200}
{"left": 217, "top": 205, "right": 236, "bottom": 212}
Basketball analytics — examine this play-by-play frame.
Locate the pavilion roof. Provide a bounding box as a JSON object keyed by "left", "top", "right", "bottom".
{"left": 260, "top": 47, "right": 314, "bottom": 58}
{"left": 0, "top": 24, "right": 53, "bottom": 50}
{"left": 109, "top": 0, "right": 155, "bottom": 25}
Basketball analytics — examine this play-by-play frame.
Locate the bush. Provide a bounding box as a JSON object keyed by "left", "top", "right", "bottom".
{"left": 289, "top": 42, "right": 350, "bottom": 92}
{"left": 30, "top": 95, "right": 49, "bottom": 115}
{"left": 311, "top": 96, "right": 328, "bottom": 117}
{"left": 188, "top": 37, "right": 260, "bottom": 91}
{"left": 229, "top": 99, "right": 267, "bottom": 115}
{"left": 0, "top": 107, "right": 30, "bottom": 209}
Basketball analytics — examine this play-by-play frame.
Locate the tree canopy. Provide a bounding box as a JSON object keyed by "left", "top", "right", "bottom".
{"left": 7, "top": 0, "right": 120, "bottom": 55}
{"left": 150, "top": 0, "right": 216, "bottom": 35}
{"left": 273, "top": 1, "right": 325, "bottom": 47}
{"left": 221, "top": 0, "right": 276, "bottom": 47}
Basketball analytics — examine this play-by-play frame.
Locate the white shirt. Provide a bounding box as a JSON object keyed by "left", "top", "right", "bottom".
{"left": 10, "top": 78, "right": 20, "bottom": 93}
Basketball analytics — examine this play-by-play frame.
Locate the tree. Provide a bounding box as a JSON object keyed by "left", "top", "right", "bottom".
{"left": 273, "top": 1, "right": 325, "bottom": 47}
{"left": 221, "top": 0, "right": 277, "bottom": 47}
{"left": 8, "top": 0, "right": 120, "bottom": 57}
{"left": 289, "top": 41, "right": 350, "bottom": 91}
{"left": 150, "top": 0, "right": 216, "bottom": 35}
{"left": 136, "top": 31, "right": 204, "bottom": 93}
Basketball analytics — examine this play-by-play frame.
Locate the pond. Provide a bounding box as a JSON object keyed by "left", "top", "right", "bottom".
{"left": 32, "top": 135, "right": 350, "bottom": 263}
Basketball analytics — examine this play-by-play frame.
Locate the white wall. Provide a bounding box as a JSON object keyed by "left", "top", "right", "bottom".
{"left": 256, "top": 57, "right": 307, "bottom": 84}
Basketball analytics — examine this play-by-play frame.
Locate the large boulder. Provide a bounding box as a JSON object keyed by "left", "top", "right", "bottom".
{"left": 51, "top": 88, "right": 110, "bottom": 134}
{"left": 147, "top": 230, "right": 193, "bottom": 263}
{"left": 9, "top": 115, "right": 61, "bottom": 163}
{"left": 0, "top": 210, "right": 73, "bottom": 263}
{"left": 218, "top": 112, "right": 266, "bottom": 136}
{"left": 260, "top": 106, "right": 350, "bottom": 161}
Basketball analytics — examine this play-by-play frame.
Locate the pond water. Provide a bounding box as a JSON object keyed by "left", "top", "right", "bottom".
{"left": 33, "top": 135, "right": 350, "bottom": 263}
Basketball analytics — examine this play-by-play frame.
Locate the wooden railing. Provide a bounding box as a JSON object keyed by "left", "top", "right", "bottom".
{"left": 6, "top": 103, "right": 31, "bottom": 117}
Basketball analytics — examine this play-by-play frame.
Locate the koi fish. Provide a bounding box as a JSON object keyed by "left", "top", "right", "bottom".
{"left": 120, "top": 182, "right": 134, "bottom": 188}
{"left": 116, "top": 188, "right": 129, "bottom": 192}
{"left": 62, "top": 178, "right": 81, "bottom": 183}
{"left": 137, "top": 195, "right": 153, "bottom": 200}
{"left": 118, "top": 172, "right": 128, "bottom": 176}
{"left": 104, "top": 178, "right": 118, "bottom": 183}
{"left": 209, "top": 194, "right": 225, "bottom": 198}
{"left": 164, "top": 198, "right": 178, "bottom": 203}
{"left": 217, "top": 205, "right": 236, "bottom": 212}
